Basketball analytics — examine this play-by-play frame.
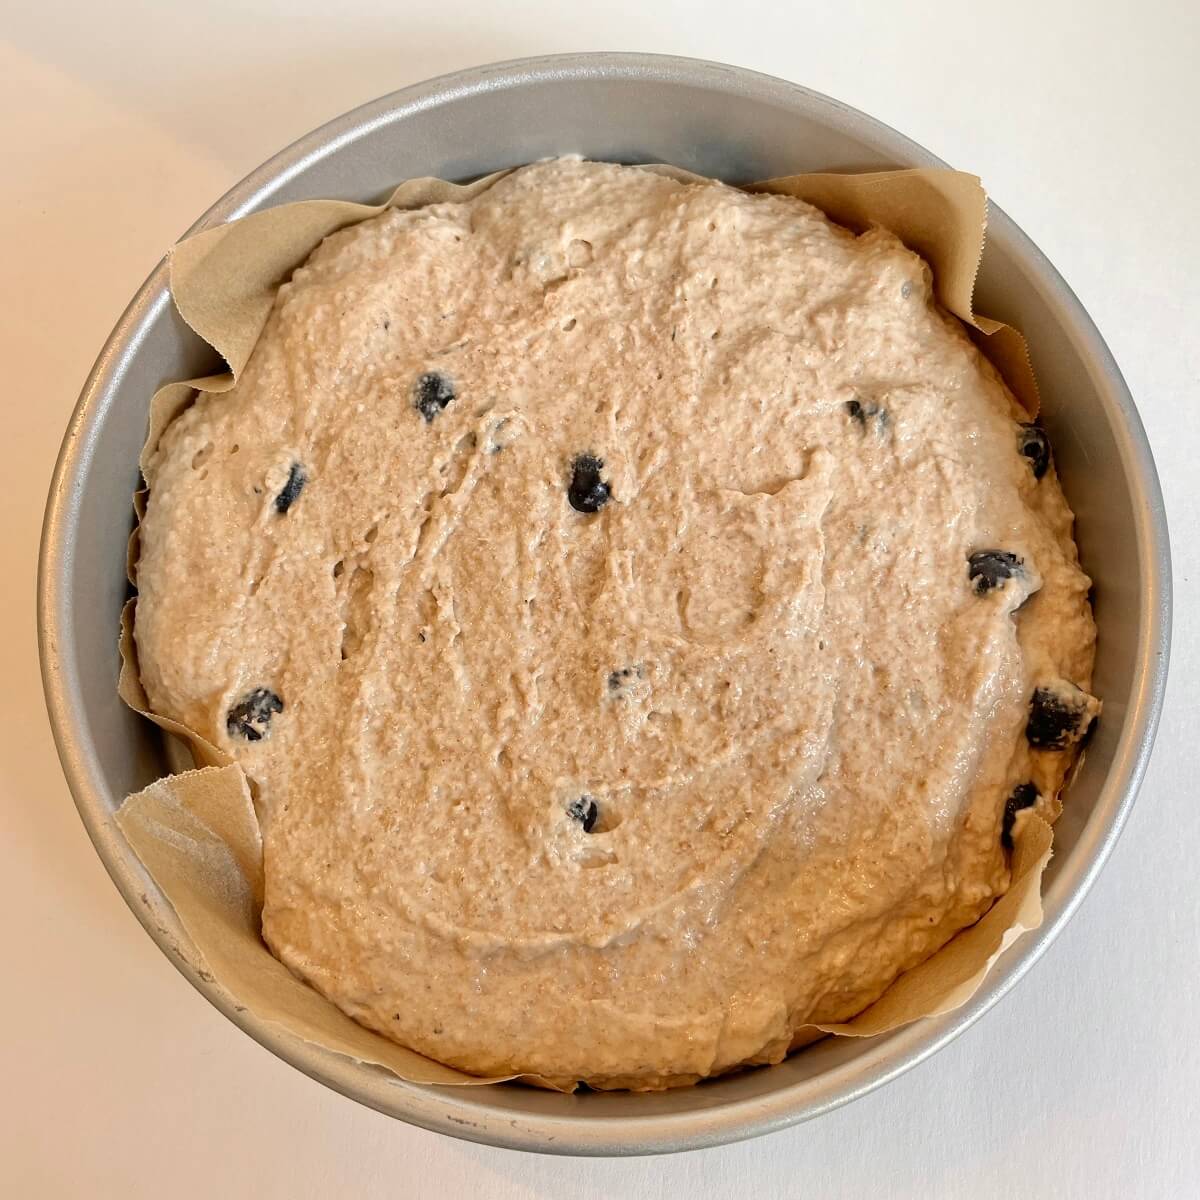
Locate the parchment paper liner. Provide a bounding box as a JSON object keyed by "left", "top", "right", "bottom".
{"left": 115, "top": 163, "right": 1054, "bottom": 1092}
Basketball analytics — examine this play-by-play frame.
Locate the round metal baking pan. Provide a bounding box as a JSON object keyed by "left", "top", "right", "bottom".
{"left": 38, "top": 53, "right": 1171, "bottom": 1155}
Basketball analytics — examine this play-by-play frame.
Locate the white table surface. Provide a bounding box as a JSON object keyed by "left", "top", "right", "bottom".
{"left": 4, "top": 2, "right": 1198, "bottom": 1195}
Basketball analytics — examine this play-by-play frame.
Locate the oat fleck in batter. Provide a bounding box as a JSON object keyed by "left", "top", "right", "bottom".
{"left": 135, "top": 160, "right": 1098, "bottom": 1089}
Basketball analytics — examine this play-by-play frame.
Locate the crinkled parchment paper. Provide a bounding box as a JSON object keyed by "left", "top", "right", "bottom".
{"left": 115, "top": 163, "right": 1052, "bottom": 1091}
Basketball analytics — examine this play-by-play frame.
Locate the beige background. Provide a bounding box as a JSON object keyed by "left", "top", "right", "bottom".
{"left": 4, "top": 1, "right": 1198, "bottom": 1196}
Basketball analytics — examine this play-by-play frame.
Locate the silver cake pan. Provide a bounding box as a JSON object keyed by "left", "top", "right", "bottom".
{"left": 38, "top": 53, "right": 1170, "bottom": 1155}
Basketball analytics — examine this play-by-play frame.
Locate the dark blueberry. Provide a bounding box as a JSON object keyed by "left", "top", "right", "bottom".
{"left": 1026, "top": 683, "right": 1096, "bottom": 751}
{"left": 846, "top": 398, "right": 888, "bottom": 431}
{"left": 413, "top": 371, "right": 456, "bottom": 422}
{"left": 274, "top": 463, "right": 307, "bottom": 514}
{"left": 568, "top": 454, "right": 611, "bottom": 514}
{"left": 1001, "top": 783, "right": 1039, "bottom": 850}
{"left": 566, "top": 795, "right": 599, "bottom": 832}
{"left": 607, "top": 665, "right": 643, "bottom": 692}
{"left": 226, "top": 688, "right": 283, "bottom": 742}
{"left": 1018, "top": 423, "right": 1051, "bottom": 480}
{"left": 968, "top": 550, "right": 1024, "bottom": 595}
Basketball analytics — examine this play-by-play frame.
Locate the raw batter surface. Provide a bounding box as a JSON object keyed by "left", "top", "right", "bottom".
{"left": 135, "top": 160, "right": 1098, "bottom": 1089}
